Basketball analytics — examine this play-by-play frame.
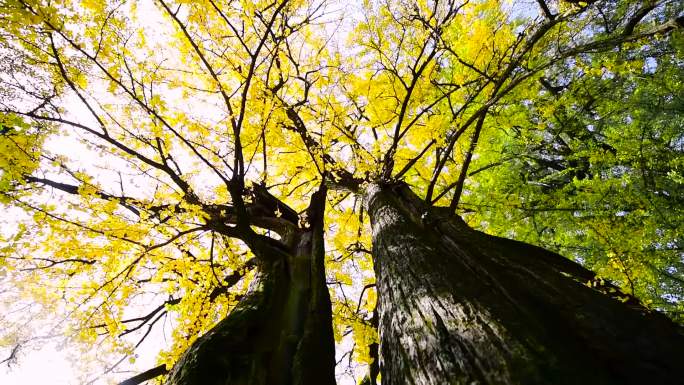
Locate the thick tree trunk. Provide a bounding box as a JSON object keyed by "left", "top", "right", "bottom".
{"left": 365, "top": 182, "right": 684, "bottom": 385}
{"left": 164, "top": 188, "right": 335, "bottom": 385}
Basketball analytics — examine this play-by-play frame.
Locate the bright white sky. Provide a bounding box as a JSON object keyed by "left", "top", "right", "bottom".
{"left": 1, "top": 343, "right": 75, "bottom": 385}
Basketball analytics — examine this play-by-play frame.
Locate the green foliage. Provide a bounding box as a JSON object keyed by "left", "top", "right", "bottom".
{"left": 467, "top": 26, "right": 684, "bottom": 321}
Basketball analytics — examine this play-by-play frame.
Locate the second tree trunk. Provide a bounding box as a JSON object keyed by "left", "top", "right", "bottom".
{"left": 365, "top": 182, "right": 684, "bottom": 385}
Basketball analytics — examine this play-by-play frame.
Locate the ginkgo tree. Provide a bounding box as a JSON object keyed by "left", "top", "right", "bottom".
{"left": 0, "top": 0, "right": 683, "bottom": 385}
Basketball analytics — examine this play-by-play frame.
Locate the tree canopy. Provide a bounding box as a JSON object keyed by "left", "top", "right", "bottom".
{"left": 0, "top": 0, "right": 682, "bottom": 383}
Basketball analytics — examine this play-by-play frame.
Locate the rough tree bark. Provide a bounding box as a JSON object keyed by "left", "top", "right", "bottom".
{"left": 365, "top": 182, "right": 684, "bottom": 385}
{"left": 163, "top": 187, "right": 336, "bottom": 385}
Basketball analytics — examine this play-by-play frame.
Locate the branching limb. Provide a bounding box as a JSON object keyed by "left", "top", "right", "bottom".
{"left": 623, "top": 2, "right": 657, "bottom": 36}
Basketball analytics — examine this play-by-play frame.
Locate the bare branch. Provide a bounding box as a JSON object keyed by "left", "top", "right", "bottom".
{"left": 449, "top": 112, "right": 486, "bottom": 210}
{"left": 118, "top": 364, "right": 168, "bottom": 385}
{"left": 536, "top": 0, "right": 555, "bottom": 20}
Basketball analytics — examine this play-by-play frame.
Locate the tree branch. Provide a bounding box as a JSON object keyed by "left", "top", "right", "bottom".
{"left": 536, "top": 0, "right": 555, "bottom": 20}
{"left": 118, "top": 364, "right": 168, "bottom": 385}
{"left": 449, "top": 112, "right": 486, "bottom": 210}
{"left": 623, "top": 3, "right": 657, "bottom": 36}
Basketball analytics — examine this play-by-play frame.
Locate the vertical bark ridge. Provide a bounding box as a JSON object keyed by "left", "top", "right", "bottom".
{"left": 292, "top": 186, "right": 337, "bottom": 385}
{"left": 365, "top": 182, "right": 684, "bottom": 385}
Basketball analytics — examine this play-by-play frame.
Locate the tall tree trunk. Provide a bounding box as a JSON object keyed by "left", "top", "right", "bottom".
{"left": 365, "top": 182, "right": 684, "bottom": 385}
{"left": 165, "top": 188, "right": 336, "bottom": 385}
